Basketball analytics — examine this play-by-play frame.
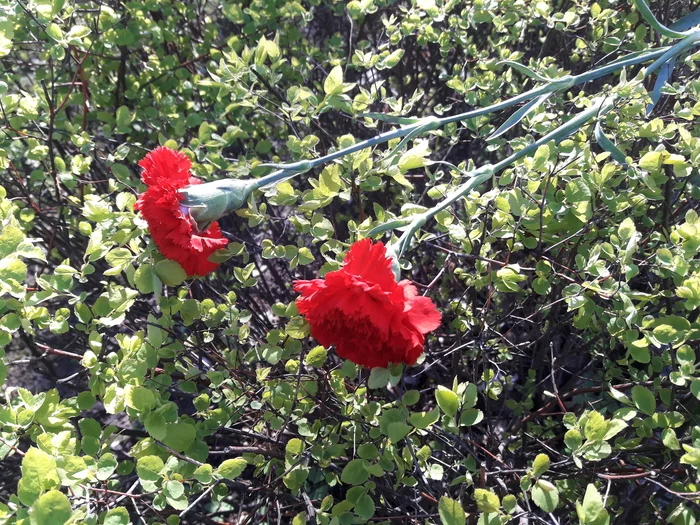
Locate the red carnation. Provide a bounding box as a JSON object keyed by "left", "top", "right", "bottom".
{"left": 293, "top": 239, "right": 441, "bottom": 369}
{"left": 135, "top": 147, "right": 228, "bottom": 277}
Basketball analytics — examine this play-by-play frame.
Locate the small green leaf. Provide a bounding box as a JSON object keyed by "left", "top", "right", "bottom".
{"left": 368, "top": 367, "right": 389, "bottom": 389}
{"left": 618, "top": 218, "right": 636, "bottom": 242}
{"left": 103, "top": 507, "right": 130, "bottom": 525}
{"left": 532, "top": 143, "right": 551, "bottom": 171}
{"left": 531, "top": 453, "right": 550, "bottom": 477}
{"left": 459, "top": 408, "right": 483, "bottom": 427}
{"left": 193, "top": 464, "right": 213, "bottom": 484}
{"left": 662, "top": 428, "right": 681, "bottom": 451}
{"left": 125, "top": 385, "right": 156, "bottom": 412}
{"left": 438, "top": 496, "right": 466, "bottom": 525}
{"left": 583, "top": 411, "right": 607, "bottom": 441}
{"left": 341, "top": 459, "right": 369, "bottom": 485}
{"left": 286, "top": 438, "right": 305, "bottom": 456}
{"left": 154, "top": 259, "right": 187, "bottom": 286}
{"left": 216, "top": 458, "right": 247, "bottom": 480}
{"left": 639, "top": 150, "right": 665, "bottom": 172}
{"left": 65, "top": 25, "right": 90, "bottom": 41}
{"left": 580, "top": 484, "right": 605, "bottom": 523}
{"left": 304, "top": 346, "right": 327, "bottom": 367}
{"left": 631, "top": 385, "right": 656, "bottom": 416}
{"left": 96, "top": 453, "right": 117, "bottom": 481}
{"left": 164, "top": 479, "right": 188, "bottom": 510}
{"left": 162, "top": 422, "right": 196, "bottom": 452}
{"left": 532, "top": 480, "right": 559, "bottom": 513}
{"left": 473, "top": 488, "right": 500, "bottom": 513}
{"left": 323, "top": 65, "right": 343, "bottom": 95}
{"left": 31, "top": 490, "right": 71, "bottom": 525}
{"left": 402, "top": 390, "right": 420, "bottom": 406}
{"left": 116, "top": 105, "right": 132, "bottom": 129}
{"left": 409, "top": 408, "right": 440, "bottom": 429}
{"left": 19, "top": 447, "right": 59, "bottom": 506}
{"left": 354, "top": 493, "right": 375, "bottom": 520}
{"left": 357, "top": 443, "right": 379, "bottom": 460}
{"left": 435, "top": 386, "right": 460, "bottom": 417}
{"left": 45, "top": 23, "right": 63, "bottom": 42}
{"left": 0, "top": 225, "right": 24, "bottom": 258}
{"left": 144, "top": 412, "right": 166, "bottom": 440}
{"left": 387, "top": 421, "right": 411, "bottom": 443}
{"left": 136, "top": 456, "right": 164, "bottom": 482}
{"left": 502, "top": 494, "right": 517, "bottom": 513}
{"left": 0, "top": 257, "right": 27, "bottom": 284}
{"left": 463, "top": 383, "right": 478, "bottom": 408}
{"left": 164, "top": 479, "right": 184, "bottom": 499}
{"left": 651, "top": 315, "right": 690, "bottom": 344}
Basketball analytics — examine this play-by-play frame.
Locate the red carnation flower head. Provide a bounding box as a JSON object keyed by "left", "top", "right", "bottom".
{"left": 134, "top": 147, "right": 230, "bottom": 277}
{"left": 293, "top": 239, "right": 441, "bottom": 369}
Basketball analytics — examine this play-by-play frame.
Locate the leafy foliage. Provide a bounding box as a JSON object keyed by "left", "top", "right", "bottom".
{"left": 0, "top": 0, "right": 699, "bottom": 524}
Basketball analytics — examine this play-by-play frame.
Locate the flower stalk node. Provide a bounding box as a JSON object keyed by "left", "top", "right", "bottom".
{"left": 178, "top": 179, "right": 256, "bottom": 231}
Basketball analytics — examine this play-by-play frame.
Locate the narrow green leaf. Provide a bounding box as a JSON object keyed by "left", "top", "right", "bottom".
{"left": 488, "top": 93, "right": 551, "bottom": 141}
{"left": 594, "top": 121, "right": 629, "bottom": 167}
{"left": 498, "top": 60, "right": 551, "bottom": 82}
{"left": 631, "top": 385, "right": 656, "bottom": 416}
{"left": 633, "top": 0, "right": 688, "bottom": 39}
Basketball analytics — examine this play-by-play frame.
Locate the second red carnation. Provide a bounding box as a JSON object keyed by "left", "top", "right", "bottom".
{"left": 293, "top": 239, "right": 441, "bottom": 369}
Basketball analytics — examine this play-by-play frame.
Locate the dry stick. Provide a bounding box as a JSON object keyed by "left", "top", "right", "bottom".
{"left": 0, "top": 435, "right": 24, "bottom": 457}
{"left": 180, "top": 485, "right": 216, "bottom": 518}
{"left": 82, "top": 485, "right": 145, "bottom": 498}
{"left": 35, "top": 342, "right": 83, "bottom": 360}
{"left": 644, "top": 477, "right": 700, "bottom": 500}
{"left": 154, "top": 440, "right": 204, "bottom": 467}
{"left": 208, "top": 446, "right": 284, "bottom": 460}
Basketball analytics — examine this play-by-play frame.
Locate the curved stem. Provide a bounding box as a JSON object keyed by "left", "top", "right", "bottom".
{"left": 393, "top": 97, "right": 616, "bottom": 257}
{"left": 251, "top": 45, "right": 676, "bottom": 190}
{"left": 644, "top": 31, "right": 700, "bottom": 77}
{"left": 187, "top": 38, "right": 699, "bottom": 233}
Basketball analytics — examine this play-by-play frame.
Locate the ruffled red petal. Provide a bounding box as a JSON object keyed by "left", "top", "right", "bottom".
{"left": 342, "top": 238, "right": 398, "bottom": 291}
{"left": 400, "top": 281, "right": 443, "bottom": 333}
{"left": 138, "top": 146, "right": 193, "bottom": 186}
{"left": 135, "top": 147, "right": 228, "bottom": 277}
{"left": 294, "top": 240, "right": 441, "bottom": 368}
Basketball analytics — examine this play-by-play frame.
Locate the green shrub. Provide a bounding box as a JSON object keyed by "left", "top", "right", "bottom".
{"left": 0, "top": 0, "right": 699, "bottom": 524}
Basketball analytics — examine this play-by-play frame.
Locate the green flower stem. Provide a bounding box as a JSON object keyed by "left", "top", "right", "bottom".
{"left": 644, "top": 30, "right": 700, "bottom": 77}
{"left": 252, "top": 44, "right": 675, "bottom": 191}
{"left": 632, "top": 0, "right": 693, "bottom": 39}
{"left": 391, "top": 97, "right": 617, "bottom": 257}
{"left": 183, "top": 38, "right": 698, "bottom": 229}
